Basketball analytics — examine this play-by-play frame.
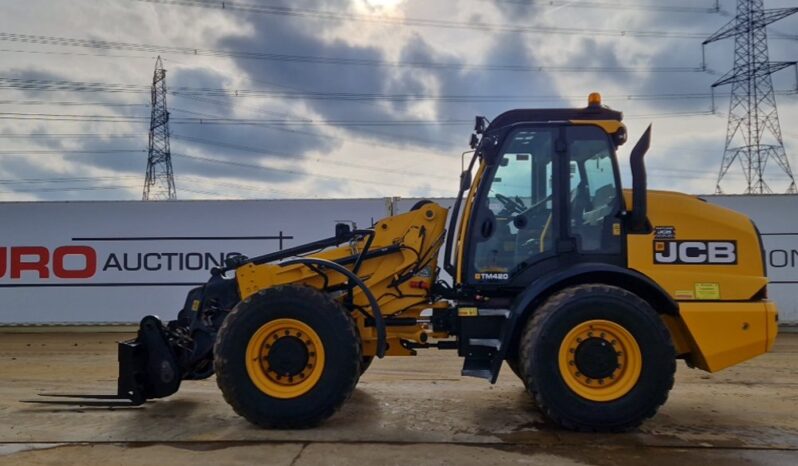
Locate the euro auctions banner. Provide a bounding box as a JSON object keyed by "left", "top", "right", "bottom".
{"left": 0, "top": 199, "right": 387, "bottom": 324}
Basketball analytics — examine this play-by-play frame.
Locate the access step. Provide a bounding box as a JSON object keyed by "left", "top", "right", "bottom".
{"left": 469, "top": 338, "right": 501, "bottom": 350}
{"left": 461, "top": 357, "right": 492, "bottom": 380}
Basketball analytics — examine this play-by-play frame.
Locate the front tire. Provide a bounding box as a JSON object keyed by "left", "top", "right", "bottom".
{"left": 519, "top": 284, "right": 675, "bottom": 432}
{"left": 214, "top": 285, "right": 360, "bottom": 428}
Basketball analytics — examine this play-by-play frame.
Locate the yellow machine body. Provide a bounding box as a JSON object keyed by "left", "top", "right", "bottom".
{"left": 235, "top": 203, "right": 450, "bottom": 357}
{"left": 232, "top": 188, "right": 778, "bottom": 372}
{"left": 625, "top": 190, "right": 778, "bottom": 371}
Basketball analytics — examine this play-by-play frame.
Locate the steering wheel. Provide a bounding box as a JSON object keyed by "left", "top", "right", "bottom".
{"left": 495, "top": 193, "right": 526, "bottom": 214}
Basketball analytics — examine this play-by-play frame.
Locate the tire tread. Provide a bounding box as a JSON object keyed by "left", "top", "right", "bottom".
{"left": 213, "top": 285, "right": 360, "bottom": 429}
{"left": 519, "top": 284, "right": 676, "bottom": 432}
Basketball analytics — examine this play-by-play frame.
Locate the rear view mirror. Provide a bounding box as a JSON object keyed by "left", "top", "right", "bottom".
{"left": 469, "top": 133, "right": 479, "bottom": 149}
{"left": 474, "top": 116, "right": 487, "bottom": 134}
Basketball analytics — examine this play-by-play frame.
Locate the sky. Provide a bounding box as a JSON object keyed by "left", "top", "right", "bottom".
{"left": 0, "top": 0, "right": 796, "bottom": 201}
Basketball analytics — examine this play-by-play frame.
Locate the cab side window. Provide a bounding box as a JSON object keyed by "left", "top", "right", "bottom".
{"left": 566, "top": 126, "right": 621, "bottom": 253}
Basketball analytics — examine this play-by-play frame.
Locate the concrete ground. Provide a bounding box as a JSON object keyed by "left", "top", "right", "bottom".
{"left": 0, "top": 332, "right": 797, "bottom": 465}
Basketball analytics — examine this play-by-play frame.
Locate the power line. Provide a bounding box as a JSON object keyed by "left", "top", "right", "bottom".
{"left": 146, "top": 87, "right": 460, "bottom": 151}
{"left": 0, "top": 110, "right": 722, "bottom": 126}
{"left": 0, "top": 112, "right": 150, "bottom": 122}
{"left": 0, "top": 146, "right": 443, "bottom": 188}
{"left": 180, "top": 175, "right": 320, "bottom": 198}
{"left": 0, "top": 175, "right": 139, "bottom": 185}
{"left": 0, "top": 47, "right": 160, "bottom": 60}
{"left": 170, "top": 133, "right": 297, "bottom": 158}
{"left": 169, "top": 96, "right": 454, "bottom": 154}
{"left": 0, "top": 107, "right": 733, "bottom": 124}
{"left": 2, "top": 169, "right": 778, "bottom": 192}
{"left": 3, "top": 77, "right": 797, "bottom": 104}
{"left": 0, "top": 165, "right": 767, "bottom": 189}
{"left": 0, "top": 132, "right": 139, "bottom": 139}
{"left": 179, "top": 186, "right": 230, "bottom": 198}
{"left": 132, "top": 0, "right": 798, "bottom": 41}
{"left": 624, "top": 110, "right": 718, "bottom": 120}
{"left": 0, "top": 101, "right": 791, "bottom": 127}
{"left": 0, "top": 111, "right": 471, "bottom": 125}
{"left": 172, "top": 151, "right": 418, "bottom": 189}
{"left": 0, "top": 110, "right": 460, "bottom": 126}
{"left": 0, "top": 100, "right": 451, "bottom": 157}
{"left": 127, "top": 0, "right": 725, "bottom": 39}
{"left": 170, "top": 117, "right": 471, "bottom": 126}
{"left": 1, "top": 183, "right": 239, "bottom": 198}
{"left": 171, "top": 93, "right": 298, "bottom": 119}
{"left": 169, "top": 87, "right": 462, "bottom": 154}
{"left": 169, "top": 106, "right": 233, "bottom": 119}
{"left": 0, "top": 99, "right": 149, "bottom": 108}
{"left": 0, "top": 32, "right": 725, "bottom": 77}
{"left": 171, "top": 133, "right": 443, "bottom": 178}
{"left": 0, "top": 147, "right": 430, "bottom": 189}
{"left": 0, "top": 44, "right": 704, "bottom": 73}
{"left": 171, "top": 152, "right": 420, "bottom": 189}
{"left": 0, "top": 149, "right": 145, "bottom": 155}
{"left": 0, "top": 185, "right": 141, "bottom": 194}
{"left": 480, "top": 0, "right": 723, "bottom": 14}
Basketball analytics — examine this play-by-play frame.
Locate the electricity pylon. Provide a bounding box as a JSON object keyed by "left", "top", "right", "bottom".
{"left": 143, "top": 56, "right": 177, "bottom": 200}
{"left": 703, "top": 0, "right": 797, "bottom": 194}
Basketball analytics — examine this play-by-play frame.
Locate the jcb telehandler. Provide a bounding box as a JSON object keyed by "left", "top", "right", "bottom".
{"left": 42, "top": 94, "right": 778, "bottom": 431}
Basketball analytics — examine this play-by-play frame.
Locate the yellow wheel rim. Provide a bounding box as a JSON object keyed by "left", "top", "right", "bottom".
{"left": 558, "top": 319, "right": 642, "bottom": 402}
{"left": 245, "top": 318, "right": 325, "bottom": 399}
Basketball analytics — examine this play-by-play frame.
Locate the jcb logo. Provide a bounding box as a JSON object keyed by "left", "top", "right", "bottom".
{"left": 654, "top": 241, "right": 737, "bottom": 265}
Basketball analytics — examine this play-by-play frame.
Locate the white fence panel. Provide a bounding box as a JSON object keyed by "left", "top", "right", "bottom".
{"left": 0, "top": 199, "right": 386, "bottom": 324}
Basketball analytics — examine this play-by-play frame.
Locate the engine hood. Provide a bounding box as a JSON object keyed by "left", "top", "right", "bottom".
{"left": 623, "top": 190, "right": 767, "bottom": 301}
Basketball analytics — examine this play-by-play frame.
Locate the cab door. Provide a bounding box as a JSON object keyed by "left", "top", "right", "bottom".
{"left": 464, "top": 124, "right": 624, "bottom": 291}
{"left": 466, "top": 126, "right": 561, "bottom": 289}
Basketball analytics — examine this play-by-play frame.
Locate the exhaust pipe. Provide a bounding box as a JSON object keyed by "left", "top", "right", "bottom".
{"left": 629, "top": 124, "right": 652, "bottom": 234}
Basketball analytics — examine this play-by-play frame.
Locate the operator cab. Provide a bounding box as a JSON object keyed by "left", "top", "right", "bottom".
{"left": 449, "top": 93, "right": 630, "bottom": 293}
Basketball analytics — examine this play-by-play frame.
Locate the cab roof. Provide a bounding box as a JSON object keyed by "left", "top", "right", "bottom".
{"left": 487, "top": 106, "right": 623, "bottom": 132}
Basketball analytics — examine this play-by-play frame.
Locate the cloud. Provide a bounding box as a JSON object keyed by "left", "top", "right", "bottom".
{"left": 0, "top": 0, "right": 796, "bottom": 199}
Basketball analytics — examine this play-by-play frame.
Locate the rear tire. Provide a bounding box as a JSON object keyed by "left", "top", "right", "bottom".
{"left": 519, "top": 284, "right": 675, "bottom": 432}
{"left": 214, "top": 285, "right": 360, "bottom": 428}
